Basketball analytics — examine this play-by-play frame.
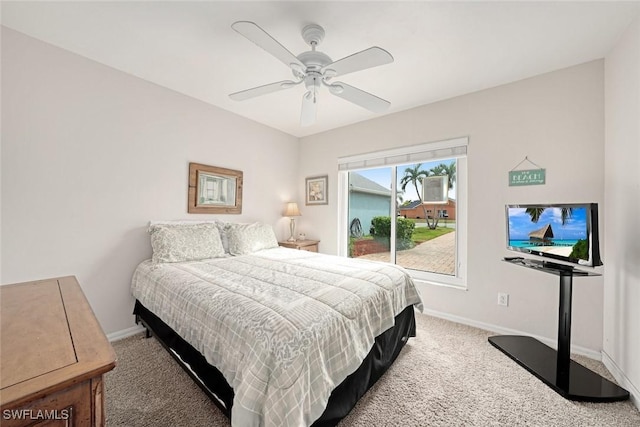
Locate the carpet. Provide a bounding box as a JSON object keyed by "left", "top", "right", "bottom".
{"left": 105, "top": 312, "right": 640, "bottom": 426}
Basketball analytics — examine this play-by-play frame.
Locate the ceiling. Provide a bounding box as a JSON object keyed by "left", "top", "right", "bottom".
{"left": 2, "top": 1, "right": 639, "bottom": 138}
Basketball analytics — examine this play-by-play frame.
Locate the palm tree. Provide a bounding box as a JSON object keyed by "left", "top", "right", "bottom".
{"left": 526, "top": 207, "right": 573, "bottom": 225}
{"left": 400, "top": 164, "right": 436, "bottom": 228}
{"left": 430, "top": 162, "right": 456, "bottom": 191}
{"left": 396, "top": 189, "right": 405, "bottom": 208}
{"left": 415, "top": 161, "right": 456, "bottom": 229}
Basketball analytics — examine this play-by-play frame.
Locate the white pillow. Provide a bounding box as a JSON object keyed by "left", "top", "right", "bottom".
{"left": 226, "top": 222, "right": 279, "bottom": 255}
{"left": 149, "top": 220, "right": 232, "bottom": 253}
{"left": 149, "top": 222, "right": 225, "bottom": 263}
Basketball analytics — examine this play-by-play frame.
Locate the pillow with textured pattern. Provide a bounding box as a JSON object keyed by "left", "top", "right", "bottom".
{"left": 149, "top": 222, "right": 225, "bottom": 263}
{"left": 226, "top": 222, "right": 279, "bottom": 255}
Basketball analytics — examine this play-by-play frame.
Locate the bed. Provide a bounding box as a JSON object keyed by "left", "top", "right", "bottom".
{"left": 131, "top": 221, "right": 423, "bottom": 427}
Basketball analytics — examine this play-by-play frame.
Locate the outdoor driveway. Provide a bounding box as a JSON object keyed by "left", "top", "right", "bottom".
{"left": 356, "top": 231, "right": 456, "bottom": 275}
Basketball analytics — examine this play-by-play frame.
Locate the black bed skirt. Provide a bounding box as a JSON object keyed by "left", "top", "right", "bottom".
{"left": 133, "top": 300, "right": 416, "bottom": 427}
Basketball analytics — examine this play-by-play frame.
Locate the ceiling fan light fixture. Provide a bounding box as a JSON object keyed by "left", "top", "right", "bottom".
{"left": 230, "top": 21, "right": 394, "bottom": 125}
{"left": 304, "top": 75, "right": 321, "bottom": 91}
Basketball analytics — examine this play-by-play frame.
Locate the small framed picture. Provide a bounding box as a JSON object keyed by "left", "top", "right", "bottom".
{"left": 305, "top": 175, "right": 328, "bottom": 205}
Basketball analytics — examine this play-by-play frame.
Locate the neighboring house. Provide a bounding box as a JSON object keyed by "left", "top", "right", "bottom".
{"left": 348, "top": 173, "right": 392, "bottom": 236}
{"left": 399, "top": 198, "right": 457, "bottom": 220}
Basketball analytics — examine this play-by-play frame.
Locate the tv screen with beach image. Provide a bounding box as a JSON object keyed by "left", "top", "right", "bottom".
{"left": 507, "top": 206, "right": 589, "bottom": 261}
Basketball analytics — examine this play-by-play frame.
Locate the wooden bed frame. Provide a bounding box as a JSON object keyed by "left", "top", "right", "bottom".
{"left": 134, "top": 300, "right": 416, "bottom": 427}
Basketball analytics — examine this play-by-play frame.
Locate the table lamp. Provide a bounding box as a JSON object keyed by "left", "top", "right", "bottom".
{"left": 284, "top": 202, "right": 301, "bottom": 241}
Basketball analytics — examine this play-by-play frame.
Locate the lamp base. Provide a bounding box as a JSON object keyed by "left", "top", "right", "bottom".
{"left": 288, "top": 218, "right": 297, "bottom": 242}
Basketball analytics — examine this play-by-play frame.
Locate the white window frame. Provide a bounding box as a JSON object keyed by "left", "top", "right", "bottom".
{"left": 337, "top": 137, "right": 468, "bottom": 289}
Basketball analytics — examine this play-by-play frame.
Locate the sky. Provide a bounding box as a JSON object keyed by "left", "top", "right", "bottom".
{"left": 355, "top": 160, "right": 456, "bottom": 202}
{"left": 507, "top": 207, "right": 588, "bottom": 240}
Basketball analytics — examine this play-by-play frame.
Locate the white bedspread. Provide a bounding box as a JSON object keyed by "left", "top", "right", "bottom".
{"left": 131, "top": 247, "right": 423, "bottom": 427}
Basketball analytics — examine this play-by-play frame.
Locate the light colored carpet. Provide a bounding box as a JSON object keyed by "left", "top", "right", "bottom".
{"left": 105, "top": 313, "right": 640, "bottom": 426}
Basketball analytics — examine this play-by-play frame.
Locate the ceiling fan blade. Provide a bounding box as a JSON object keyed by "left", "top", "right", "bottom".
{"left": 229, "top": 80, "right": 298, "bottom": 101}
{"left": 322, "top": 47, "right": 393, "bottom": 78}
{"left": 329, "top": 82, "right": 390, "bottom": 113}
{"left": 232, "top": 21, "right": 305, "bottom": 70}
{"left": 300, "top": 91, "right": 317, "bottom": 126}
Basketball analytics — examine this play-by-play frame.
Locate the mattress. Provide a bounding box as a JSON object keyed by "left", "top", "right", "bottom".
{"left": 131, "top": 247, "right": 423, "bottom": 426}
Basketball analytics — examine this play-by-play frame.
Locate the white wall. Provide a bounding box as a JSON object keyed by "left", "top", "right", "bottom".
{"left": 604, "top": 15, "right": 640, "bottom": 404}
{"left": 299, "top": 61, "right": 606, "bottom": 352}
{"left": 1, "top": 28, "right": 299, "bottom": 334}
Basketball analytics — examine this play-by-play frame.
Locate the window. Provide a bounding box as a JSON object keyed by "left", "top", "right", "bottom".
{"left": 338, "top": 137, "right": 467, "bottom": 288}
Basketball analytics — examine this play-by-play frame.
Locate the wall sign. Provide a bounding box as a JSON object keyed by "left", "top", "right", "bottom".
{"left": 509, "top": 169, "right": 546, "bottom": 186}
{"left": 509, "top": 156, "right": 546, "bottom": 187}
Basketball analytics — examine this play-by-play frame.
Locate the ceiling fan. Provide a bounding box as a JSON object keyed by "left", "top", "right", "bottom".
{"left": 229, "top": 21, "right": 394, "bottom": 126}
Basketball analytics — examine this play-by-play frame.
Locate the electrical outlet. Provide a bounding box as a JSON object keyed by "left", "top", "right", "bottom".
{"left": 498, "top": 292, "right": 509, "bottom": 307}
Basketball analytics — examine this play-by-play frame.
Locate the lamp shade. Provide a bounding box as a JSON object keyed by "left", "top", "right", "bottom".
{"left": 284, "top": 202, "right": 301, "bottom": 217}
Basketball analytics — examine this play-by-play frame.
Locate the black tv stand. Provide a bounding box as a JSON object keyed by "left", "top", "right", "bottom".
{"left": 489, "top": 258, "right": 629, "bottom": 402}
{"left": 540, "top": 260, "right": 575, "bottom": 273}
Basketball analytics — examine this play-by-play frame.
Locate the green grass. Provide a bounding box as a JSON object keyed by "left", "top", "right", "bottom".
{"left": 411, "top": 226, "right": 454, "bottom": 244}
{"left": 350, "top": 225, "right": 454, "bottom": 247}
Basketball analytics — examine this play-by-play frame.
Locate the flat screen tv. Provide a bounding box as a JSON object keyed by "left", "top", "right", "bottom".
{"left": 505, "top": 203, "right": 602, "bottom": 267}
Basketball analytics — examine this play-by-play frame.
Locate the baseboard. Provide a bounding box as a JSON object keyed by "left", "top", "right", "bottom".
{"left": 106, "top": 324, "right": 145, "bottom": 342}
{"left": 421, "top": 308, "right": 602, "bottom": 360}
{"left": 602, "top": 350, "right": 640, "bottom": 410}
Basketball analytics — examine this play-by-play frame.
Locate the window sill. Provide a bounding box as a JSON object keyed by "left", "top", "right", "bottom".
{"left": 409, "top": 271, "right": 467, "bottom": 290}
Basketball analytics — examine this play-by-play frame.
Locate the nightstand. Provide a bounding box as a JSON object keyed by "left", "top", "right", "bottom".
{"left": 279, "top": 239, "right": 320, "bottom": 252}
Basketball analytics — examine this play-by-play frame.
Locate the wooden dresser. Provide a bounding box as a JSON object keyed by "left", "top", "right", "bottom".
{"left": 279, "top": 239, "right": 320, "bottom": 252}
{"left": 1, "top": 276, "right": 116, "bottom": 427}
